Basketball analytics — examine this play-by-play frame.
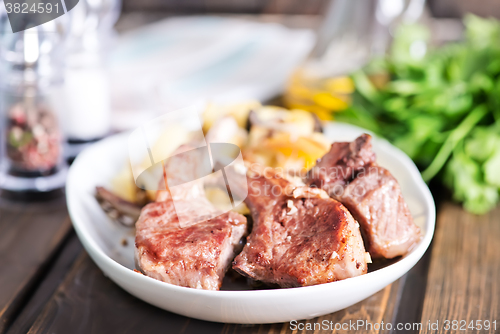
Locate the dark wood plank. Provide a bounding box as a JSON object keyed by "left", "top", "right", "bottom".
{"left": 0, "top": 198, "right": 71, "bottom": 333}
{"left": 27, "top": 252, "right": 225, "bottom": 334}
{"left": 419, "top": 203, "right": 500, "bottom": 334}
{"left": 114, "top": 13, "right": 322, "bottom": 34}
{"left": 28, "top": 249, "right": 410, "bottom": 334}
{"left": 391, "top": 248, "right": 433, "bottom": 334}
{"left": 121, "top": 0, "right": 329, "bottom": 15}
{"left": 222, "top": 280, "right": 401, "bottom": 334}
{"left": 6, "top": 233, "right": 83, "bottom": 334}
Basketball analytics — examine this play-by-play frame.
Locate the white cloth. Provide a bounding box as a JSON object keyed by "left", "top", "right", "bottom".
{"left": 108, "top": 16, "right": 315, "bottom": 130}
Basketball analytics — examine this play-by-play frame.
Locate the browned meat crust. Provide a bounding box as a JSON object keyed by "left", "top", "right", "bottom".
{"left": 306, "top": 134, "right": 421, "bottom": 259}
{"left": 307, "top": 133, "right": 376, "bottom": 196}
{"left": 135, "top": 200, "right": 247, "bottom": 290}
{"left": 233, "top": 168, "right": 367, "bottom": 287}
{"left": 338, "top": 166, "right": 421, "bottom": 259}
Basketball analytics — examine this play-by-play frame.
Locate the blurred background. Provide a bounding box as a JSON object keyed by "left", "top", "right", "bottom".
{"left": 2, "top": 0, "right": 500, "bottom": 214}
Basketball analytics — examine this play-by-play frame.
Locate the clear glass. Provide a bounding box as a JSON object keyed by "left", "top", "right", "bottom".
{"left": 284, "top": 0, "right": 427, "bottom": 120}
{"left": 307, "top": 0, "right": 426, "bottom": 78}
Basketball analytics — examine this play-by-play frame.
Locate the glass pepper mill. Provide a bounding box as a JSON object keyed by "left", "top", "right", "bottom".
{"left": 0, "top": 17, "right": 68, "bottom": 195}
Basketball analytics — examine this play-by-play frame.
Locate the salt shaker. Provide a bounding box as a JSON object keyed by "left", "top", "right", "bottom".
{"left": 63, "top": 0, "right": 121, "bottom": 159}
{"left": 0, "top": 16, "right": 68, "bottom": 194}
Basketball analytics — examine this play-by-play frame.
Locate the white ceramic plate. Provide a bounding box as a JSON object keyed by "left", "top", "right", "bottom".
{"left": 66, "top": 122, "right": 435, "bottom": 324}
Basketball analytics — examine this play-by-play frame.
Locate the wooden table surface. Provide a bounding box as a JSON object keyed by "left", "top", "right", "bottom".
{"left": 0, "top": 193, "right": 498, "bottom": 334}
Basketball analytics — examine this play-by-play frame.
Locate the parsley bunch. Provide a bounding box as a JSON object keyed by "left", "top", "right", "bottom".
{"left": 338, "top": 15, "right": 500, "bottom": 214}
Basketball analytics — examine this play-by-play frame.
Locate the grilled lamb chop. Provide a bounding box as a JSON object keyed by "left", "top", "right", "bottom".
{"left": 232, "top": 168, "right": 368, "bottom": 287}
{"left": 338, "top": 166, "right": 420, "bottom": 259}
{"left": 135, "top": 201, "right": 246, "bottom": 290}
{"left": 307, "top": 133, "right": 375, "bottom": 196}
{"left": 306, "top": 134, "right": 420, "bottom": 259}
{"left": 135, "top": 145, "right": 247, "bottom": 290}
